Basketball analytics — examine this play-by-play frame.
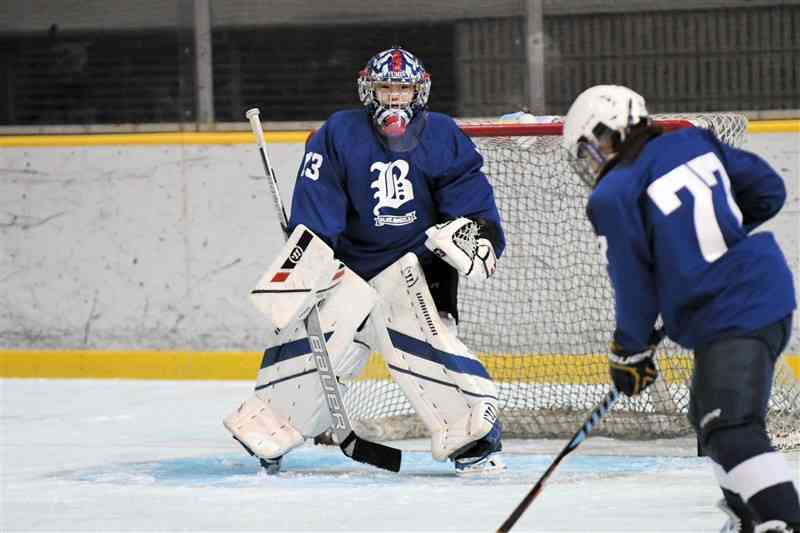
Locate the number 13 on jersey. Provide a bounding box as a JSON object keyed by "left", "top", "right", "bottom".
{"left": 303, "top": 151, "right": 324, "bottom": 181}
{"left": 646, "top": 152, "right": 743, "bottom": 263}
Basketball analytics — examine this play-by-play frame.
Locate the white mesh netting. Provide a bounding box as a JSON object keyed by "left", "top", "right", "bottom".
{"left": 342, "top": 114, "right": 800, "bottom": 449}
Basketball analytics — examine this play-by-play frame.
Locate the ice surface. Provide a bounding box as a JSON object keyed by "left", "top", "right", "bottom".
{"left": 2, "top": 379, "right": 798, "bottom": 532}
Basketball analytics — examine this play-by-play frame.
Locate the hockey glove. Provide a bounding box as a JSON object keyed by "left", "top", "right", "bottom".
{"left": 424, "top": 217, "right": 497, "bottom": 280}
{"left": 608, "top": 329, "right": 664, "bottom": 397}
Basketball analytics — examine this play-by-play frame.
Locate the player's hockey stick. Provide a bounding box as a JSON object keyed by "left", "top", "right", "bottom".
{"left": 245, "top": 107, "right": 401, "bottom": 473}
{"left": 497, "top": 332, "right": 664, "bottom": 532}
{"left": 496, "top": 387, "right": 621, "bottom": 532}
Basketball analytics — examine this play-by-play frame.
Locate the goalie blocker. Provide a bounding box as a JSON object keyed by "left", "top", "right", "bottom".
{"left": 224, "top": 225, "right": 503, "bottom": 472}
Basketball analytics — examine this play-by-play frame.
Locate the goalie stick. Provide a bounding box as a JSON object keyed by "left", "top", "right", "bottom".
{"left": 245, "top": 108, "right": 401, "bottom": 473}
{"left": 495, "top": 387, "right": 622, "bottom": 532}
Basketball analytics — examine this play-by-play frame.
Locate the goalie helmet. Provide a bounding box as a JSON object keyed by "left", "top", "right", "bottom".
{"left": 357, "top": 47, "right": 431, "bottom": 137}
{"left": 562, "top": 84, "right": 650, "bottom": 187}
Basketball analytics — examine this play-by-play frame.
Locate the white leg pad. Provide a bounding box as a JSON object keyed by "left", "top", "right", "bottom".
{"left": 246, "top": 266, "right": 378, "bottom": 441}
{"left": 222, "top": 394, "right": 304, "bottom": 459}
{"left": 369, "top": 253, "right": 499, "bottom": 461}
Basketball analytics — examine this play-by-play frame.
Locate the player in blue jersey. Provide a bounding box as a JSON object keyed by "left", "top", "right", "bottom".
{"left": 290, "top": 47, "right": 505, "bottom": 283}
{"left": 562, "top": 85, "right": 799, "bottom": 532}
{"left": 225, "top": 47, "right": 506, "bottom": 475}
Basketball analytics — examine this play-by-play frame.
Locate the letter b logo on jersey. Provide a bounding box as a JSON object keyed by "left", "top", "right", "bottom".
{"left": 370, "top": 160, "right": 417, "bottom": 227}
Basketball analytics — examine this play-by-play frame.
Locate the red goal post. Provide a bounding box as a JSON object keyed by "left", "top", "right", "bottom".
{"left": 457, "top": 119, "right": 693, "bottom": 138}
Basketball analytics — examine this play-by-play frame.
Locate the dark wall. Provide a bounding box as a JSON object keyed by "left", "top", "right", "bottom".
{"left": 0, "top": 5, "right": 798, "bottom": 126}
{"left": 0, "top": 26, "right": 195, "bottom": 125}
{"left": 546, "top": 5, "right": 800, "bottom": 113}
{"left": 212, "top": 22, "right": 456, "bottom": 122}
{"left": 0, "top": 22, "right": 455, "bottom": 125}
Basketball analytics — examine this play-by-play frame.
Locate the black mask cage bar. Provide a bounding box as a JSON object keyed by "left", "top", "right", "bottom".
{"left": 569, "top": 121, "right": 627, "bottom": 188}
{"left": 570, "top": 138, "right": 603, "bottom": 189}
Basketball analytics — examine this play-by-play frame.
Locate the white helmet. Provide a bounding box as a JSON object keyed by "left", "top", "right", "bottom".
{"left": 562, "top": 84, "right": 649, "bottom": 186}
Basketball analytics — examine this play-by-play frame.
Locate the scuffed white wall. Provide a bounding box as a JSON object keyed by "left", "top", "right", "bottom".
{"left": 0, "top": 132, "right": 797, "bottom": 350}
{"left": 743, "top": 133, "right": 800, "bottom": 352}
{"left": 745, "top": 134, "right": 800, "bottom": 290}
{"left": 0, "top": 143, "right": 301, "bottom": 349}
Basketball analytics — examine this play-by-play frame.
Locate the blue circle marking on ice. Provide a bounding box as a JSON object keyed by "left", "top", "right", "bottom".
{"left": 58, "top": 447, "right": 707, "bottom": 488}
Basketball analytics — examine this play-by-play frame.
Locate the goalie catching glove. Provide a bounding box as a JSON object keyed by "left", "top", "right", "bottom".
{"left": 424, "top": 217, "right": 497, "bottom": 280}
{"left": 608, "top": 328, "right": 664, "bottom": 397}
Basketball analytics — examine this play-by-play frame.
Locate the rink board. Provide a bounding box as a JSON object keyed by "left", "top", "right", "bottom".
{"left": 2, "top": 120, "right": 798, "bottom": 384}
{"left": 1, "top": 349, "right": 798, "bottom": 382}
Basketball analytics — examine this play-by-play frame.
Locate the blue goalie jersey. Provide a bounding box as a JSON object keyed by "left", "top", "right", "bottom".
{"left": 588, "top": 127, "right": 796, "bottom": 351}
{"left": 288, "top": 109, "right": 506, "bottom": 281}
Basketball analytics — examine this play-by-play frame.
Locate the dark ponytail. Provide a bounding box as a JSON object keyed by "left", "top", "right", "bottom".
{"left": 613, "top": 121, "right": 663, "bottom": 163}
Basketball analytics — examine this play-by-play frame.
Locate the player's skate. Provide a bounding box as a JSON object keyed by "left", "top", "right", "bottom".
{"left": 452, "top": 420, "right": 506, "bottom": 475}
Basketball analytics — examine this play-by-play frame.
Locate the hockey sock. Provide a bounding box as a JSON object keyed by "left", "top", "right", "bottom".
{"left": 709, "top": 424, "right": 800, "bottom": 524}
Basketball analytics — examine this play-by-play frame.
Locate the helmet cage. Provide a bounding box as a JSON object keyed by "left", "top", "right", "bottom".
{"left": 568, "top": 138, "right": 609, "bottom": 189}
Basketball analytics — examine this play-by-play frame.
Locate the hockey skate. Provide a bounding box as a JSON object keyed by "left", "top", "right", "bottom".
{"left": 452, "top": 420, "right": 506, "bottom": 475}
{"left": 259, "top": 456, "right": 283, "bottom": 475}
{"left": 454, "top": 450, "right": 506, "bottom": 475}
{"left": 232, "top": 435, "right": 284, "bottom": 475}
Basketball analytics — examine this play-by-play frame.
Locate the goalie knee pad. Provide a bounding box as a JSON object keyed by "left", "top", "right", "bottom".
{"left": 369, "top": 253, "right": 499, "bottom": 461}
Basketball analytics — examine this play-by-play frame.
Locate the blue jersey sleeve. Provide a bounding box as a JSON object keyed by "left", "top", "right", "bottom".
{"left": 715, "top": 135, "right": 786, "bottom": 233}
{"left": 588, "top": 185, "right": 659, "bottom": 354}
{"left": 432, "top": 122, "right": 507, "bottom": 257}
{"left": 288, "top": 122, "right": 348, "bottom": 249}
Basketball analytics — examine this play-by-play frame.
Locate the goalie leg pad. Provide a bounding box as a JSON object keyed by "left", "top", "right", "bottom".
{"left": 248, "top": 266, "right": 378, "bottom": 440}
{"left": 369, "top": 253, "right": 499, "bottom": 461}
{"left": 249, "top": 224, "right": 345, "bottom": 346}
{"left": 316, "top": 267, "right": 377, "bottom": 380}
{"left": 223, "top": 394, "right": 304, "bottom": 460}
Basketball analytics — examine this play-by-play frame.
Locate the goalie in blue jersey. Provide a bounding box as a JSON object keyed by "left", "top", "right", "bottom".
{"left": 562, "top": 85, "right": 799, "bottom": 532}
{"left": 224, "top": 47, "right": 506, "bottom": 475}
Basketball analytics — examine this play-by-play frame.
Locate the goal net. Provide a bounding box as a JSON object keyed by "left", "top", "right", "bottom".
{"left": 343, "top": 114, "right": 800, "bottom": 450}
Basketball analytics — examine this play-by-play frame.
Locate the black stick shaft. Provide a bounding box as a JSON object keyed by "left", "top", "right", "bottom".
{"left": 496, "top": 388, "right": 621, "bottom": 533}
